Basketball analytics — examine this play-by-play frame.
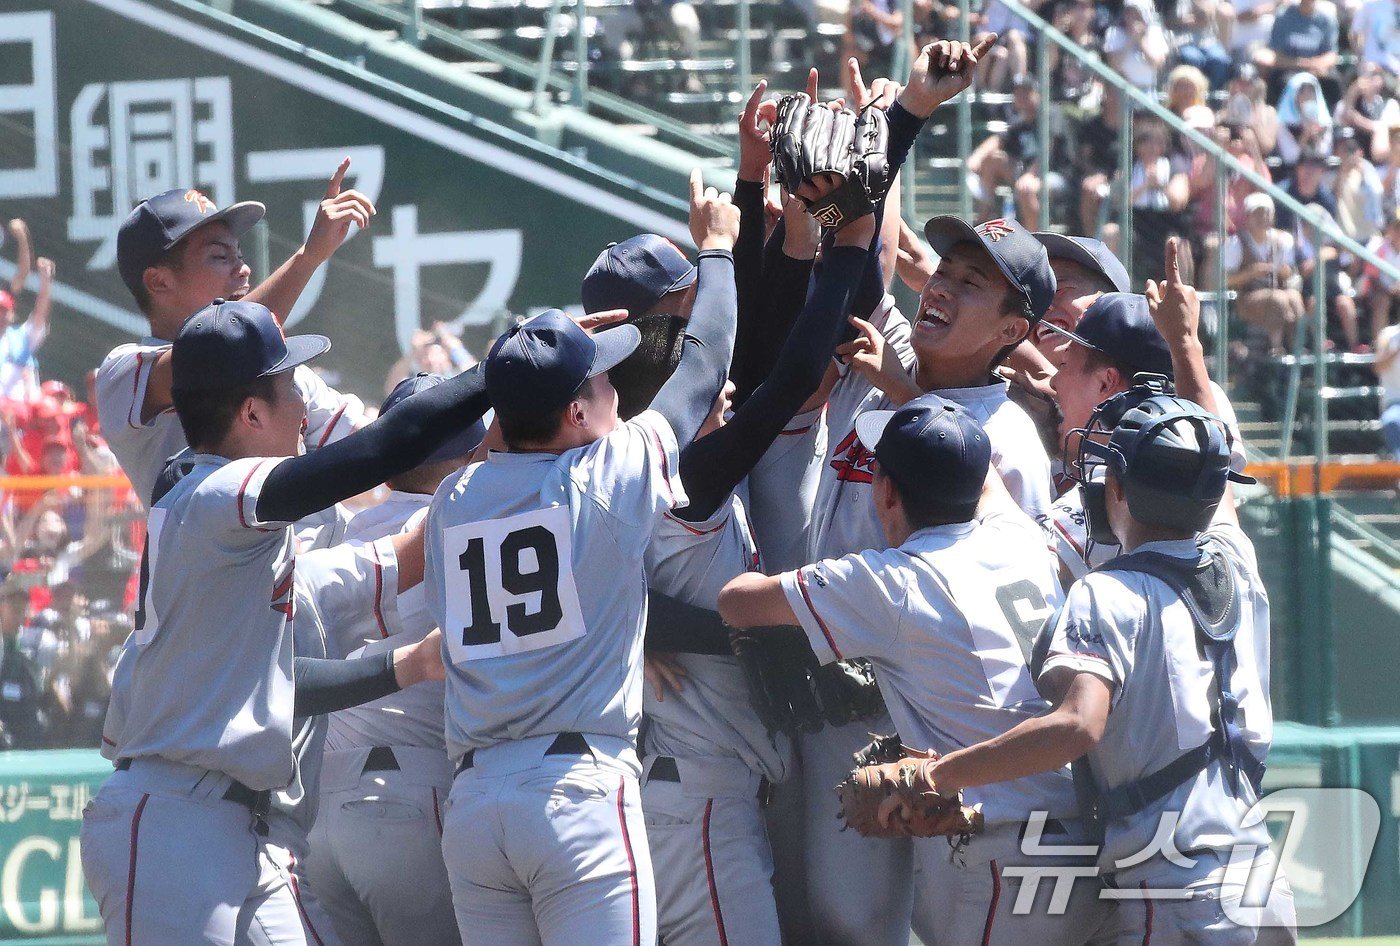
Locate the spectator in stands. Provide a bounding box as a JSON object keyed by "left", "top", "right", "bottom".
{"left": 1220, "top": 62, "right": 1280, "bottom": 155}
{"left": 1047, "top": 0, "right": 1102, "bottom": 105}
{"left": 1226, "top": 192, "right": 1307, "bottom": 353}
{"left": 1374, "top": 305, "right": 1400, "bottom": 456}
{"left": 847, "top": 0, "right": 904, "bottom": 81}
{"left": 1127, "top": 120, "right": 1191, "bottom": 283}
{"left": 1256, "top": 0, "right": 1339, "bottom": 97}
{"left": 978, "top": 0, "right": 1038, "bottom": 91}
{"left": 1379, "top": 126, "right": 1400, "bottom": 213}
{"left": 4, "top": 220, "right": 32, "bottom": 299}
{"left": 1228, "top": 0, "right": 1280, "bottom": 54}
{"left": 1333, "top": 62, "right": 1400, "bottom": 161}
{"left": 1170, "top": 0, "right": 1235, "bottom": 89}
{"left": 965, "top": 75, "right": 1045, "bottom": 220}
{"left": 1277, "top": 149, "right": 1340, "bottom": 233}
{"left": 1276, "top": 71, "right": 1335, "bottom": 165}
{"left": 46, "top": 608, "right": 122, "bottom": 749}
{"left": 383, "top": 321, "right": 475, "bottom": 395}
{"left": 1292, "top": 202, "right": 1364, "bottom": 350}
{"left": 1351, "top": 0, "right": 1400, "bottom": 75}
{"left": 0, "top": 576, "right": 46, "bottom": 749}
{"left": 1075, "top": 85, "right": 1125, "bottom": 234}
{"left": 0, "top": 257, "right": 54, "bottom": 403}
{"left": 1103, "top": 0, "right": 1170, "bottom": 92}
{"left": 1360, "top": 212, "right": 1400, "bottom": 346}
{"left": 1166, "top": 64, "right": 1213, "bottom": 124}
{"left": 1335, "top": 127, "right": 1386, "bottom": 243}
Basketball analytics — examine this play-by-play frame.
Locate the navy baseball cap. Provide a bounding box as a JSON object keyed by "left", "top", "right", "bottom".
{"left": 923, "top": 216, "right": 1057, "bottom": 321}
{"left": 171, "top": 299, "right": 329, "bottom": 392}
{"left": 1034, "top": 233, "right": 1132, "bottom": 293}
{"left": 581, "top": 235, "right": 697, "bottom": 316}
{"left": 854, "top": 394, "right": 991, "bottom": 512}
{"left": 382, "top": 373, "right": 486, "bottom": 463}
{"left": 485, "top": 309, "right": 641, "bottom": 418}
{"left": 117, "top": 188, "right": 265, "bottom": 297}
{"left": 1045, "top": 292, "right": 1173, "bottom": 377}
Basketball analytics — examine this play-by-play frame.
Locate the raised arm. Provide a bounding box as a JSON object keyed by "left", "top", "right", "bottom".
{"left": 7, "top": 219, "right": 31, "bottom": 296}
{"left": 256, "top": 362, "right": 489, "bottom": 524}
{"left": 27, "top": 258, "right": 53, "bottom": 344}
{"left": 244, "top": 158, "right": 376, "bottom": 322}
{"left": 648, "top": 171, "right": 741, "bottom": 448}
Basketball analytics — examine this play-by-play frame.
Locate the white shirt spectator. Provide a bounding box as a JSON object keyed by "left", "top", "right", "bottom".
{"left": 1353, "top": 0, "right": 1400, "bottom": 73}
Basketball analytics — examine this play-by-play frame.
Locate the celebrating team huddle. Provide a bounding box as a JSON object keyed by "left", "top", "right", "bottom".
{"left": 78, "top": 31, "right": 1297, "bottom": 946}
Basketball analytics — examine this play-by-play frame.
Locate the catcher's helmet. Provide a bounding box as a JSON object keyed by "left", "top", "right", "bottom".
{"left": 1077, "top": 391, "right": 1244, "bottom": 537}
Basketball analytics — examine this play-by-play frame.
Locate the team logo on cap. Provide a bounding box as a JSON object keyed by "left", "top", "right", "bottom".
{"left": 813, "top": 205, "right": 845, "bottom": 229}
{"left": 976, "top": 219, "right": 1015, "bottom": 242}
{"left": 183, "top": 190, "right": 215, "bottom": 214}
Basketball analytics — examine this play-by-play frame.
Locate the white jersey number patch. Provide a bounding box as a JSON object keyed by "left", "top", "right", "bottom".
{"left": 442, "top": 505, "right": 586, "bottom": 663}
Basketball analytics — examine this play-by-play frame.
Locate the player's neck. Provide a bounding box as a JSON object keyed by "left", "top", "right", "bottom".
{"left": 914, "top": 354, "right": 994, "bottom": 392}
{"left": 145, "top": 307, "right": 188, "bottom": 343}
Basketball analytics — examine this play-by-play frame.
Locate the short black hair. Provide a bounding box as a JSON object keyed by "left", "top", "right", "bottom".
{"left": 497, "top": 402, "right": 571, "bottom": 449}
{"left": 879, "top": 466, "right": 978, "bottom": 530}
{"left": 608, "top": 313, "right": 688, "bottom": 420}
{"left": 1082, "top": 347, "right": 1146, "bottom": 387}
{"left": 127, "top": 244, "right": 184, "bottom": 315}
{"left": 172, "top": 374, "right": 281, "bottom": 450}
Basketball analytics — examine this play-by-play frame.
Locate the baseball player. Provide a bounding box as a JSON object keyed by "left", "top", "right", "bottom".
{"left": 95, "top": 162, "right": 372, "bottom": 508}
{"left": 718, "top": 394, "right": 1104, "bottom": 945}
{"left": 423, "top": 172, "right": 737, "bottom": 946}
{"left": 1031, "top": 234, "right": 1132, "bottom": 360}
{"left": 81, "top": 298, "right": 489, "bottom": 945}
{"left": 306, "top": 374, "right": 486, "bottom": 946}
{"left": 888, "top": 253, "right": 1296, "bottom": 943}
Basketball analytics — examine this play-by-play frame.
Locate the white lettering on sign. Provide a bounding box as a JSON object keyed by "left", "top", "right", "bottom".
{"left": 0, "top": 12, "right": 59, "bottom": 199}
{"left": 68, "top": 77, "right": 235, "bottom": 269}
{"left": 0, "top": 834, "right": 101, "bottom": 934}
{"left": 371, "top": 204, "right": 522, "bottom": 350}
{"left": 1, "top": 836, "right": 60, "bottom": 933}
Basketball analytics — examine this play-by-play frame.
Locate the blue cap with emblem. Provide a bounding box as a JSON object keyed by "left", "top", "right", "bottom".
{"left": 581, "top": 235, "right": 697, "bottom": 316}
{"left": 485, "top": 309, "right": 641, "bottom": 420}
{"left": 382, "top": 373, "right": 487, "bottom": 463}
{"left": 117, "top": 189, "right": 265, "bottom": 298}
{"left": 1044, "top": 292, "right": 1173, "bottom": 378}
{"left": 923, "top": 216, "right": 1057, "bottom": 321}
{"left": 854, "top": 393, "right": 991, "bottom": 515}
{"left": 171, "top": 299, "right": 329, "bottom": 392}
{"left": 1033, "top": 233, "right": 1132, "bottom": 293}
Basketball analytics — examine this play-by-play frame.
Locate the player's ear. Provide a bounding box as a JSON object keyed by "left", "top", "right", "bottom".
{"left": 143, "top": 264, "right": 176, "bottom": 300}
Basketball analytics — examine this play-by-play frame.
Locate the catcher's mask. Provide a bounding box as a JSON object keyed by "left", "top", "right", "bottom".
{"left": 1068, "top": 380, "right": 1253, "bottom": 543}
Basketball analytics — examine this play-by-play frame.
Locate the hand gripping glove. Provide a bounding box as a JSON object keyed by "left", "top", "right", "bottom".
{"left": 836, "top": 752, "right": 984, "bottom": 840}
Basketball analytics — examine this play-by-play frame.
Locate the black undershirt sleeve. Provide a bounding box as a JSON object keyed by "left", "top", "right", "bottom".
{"left": 257, "top": 363, "right": 489, "bottom": 525}
{"left": 293, "top": 651, "right": 400, "bottom": 718}
{"left": 643, "top": 592, "right": 733, "bottom": 656}
{"left": 675, "top": 243, "right": 868, "bottom": 522}
{"left": 648, "top": 251, "right": 738, "bottom": 449}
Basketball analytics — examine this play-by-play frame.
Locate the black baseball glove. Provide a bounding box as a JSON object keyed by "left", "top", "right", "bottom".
{"left": 770, "top": 94, "right": 892, "bottom": 231}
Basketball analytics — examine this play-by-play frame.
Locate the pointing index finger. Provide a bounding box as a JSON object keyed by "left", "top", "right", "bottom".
{"left": 806, "top": 67, "right": 819, "bottom": 102}
{"left": 1166, "top": 236, "right": 1182, "bottom": 284}
{"left": 689, "top": 168, "right": 704, "bottom": 204}
{"left": 325, "top": 157, "right": 350, "bottom": 199}
{"left": 743, "top": 80, "right": 768, "bottom": 126}
{"left": 970, "top": 32, "right": 1000, "bottom": 60}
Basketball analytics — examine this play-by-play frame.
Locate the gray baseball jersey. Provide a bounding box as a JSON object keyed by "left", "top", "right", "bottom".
{"left": 325, "top": 492, "right": 441, "bottom": 752}
{"left": 425, "top": 409, "right": 685, "bottom": 766}
{"left": 1040, "top": 522, "right": 1273, "bottom": 884}
{"left": 643, "top": 493, "right": 791, "bottom": 783}
{"left": 779, "top": 508, "right": 1077, "bottom": 824}
{"left": 115, "top": 454, "right": 300, "bottom": 791}
{"left": 96, "top": 338, "right": 362, "bottom": 506}
{"left": 745, "top": 405, "right": 827, "bottom": 575}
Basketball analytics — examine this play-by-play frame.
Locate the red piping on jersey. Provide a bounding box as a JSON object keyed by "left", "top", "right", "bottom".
{"left": 102, "top": 734, "right": 116, "bottom": 747}
{"left": 663, "top": 511, "right": 730, "bottom": 536}
{"left": 432, "top": 787, "right": 443, "bottom": 836}
{"left": 371, "top": 544, "right": 388, "bottom": 638}
{"left": 287, "top": 853, "right": 326, "bottom": 946}
{"left": 702, "top": 799, "right": 730, "bottom": 946}
{"left": 616, "top": 777, "right": 641, "bottom": 946}
{"left": 1140, "top": 882, "right": 1153, "bottom": 945}
{"left": 779, "top": 422, "right": 815, "bottom": 436}
{"left": 981, "top": 859, "right": 1001, "bottom": 946}
{"left": 127, "top": 353, "right": 146, "bottom": 429}
{"left": 316, "top": 404, "right": 348, "bottom": 449}
{"left": 125, "top": 793, "right": 151, "bottom": 946}
{"left": 796, "top": 569, "right": 843, "bottom": 660}
{"left": 648, "top": 427, "right": 675, "bottom": 506}
{"left": 236, "top": 460, "right": 269, "bottom": 530}
{"left": 1052, "top": 518, "right": 1086, "bottom": 559}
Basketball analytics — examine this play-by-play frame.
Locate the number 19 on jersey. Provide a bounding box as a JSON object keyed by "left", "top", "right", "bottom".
{"left": 441, "top": 505, "right": 587, "bottom": 663}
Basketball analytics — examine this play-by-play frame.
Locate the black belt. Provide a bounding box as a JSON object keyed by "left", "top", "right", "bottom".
{"left": 115, "top": 758, "right": 271, "bottom": 814}
{"left": 455, "top": 731, "right": 591, "bottom": 776}
{"left": 644, "top": 755, "right": 773, "bottom": 807}
{"left": 364, "top": 746, "right": 400, "bottom": 772}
